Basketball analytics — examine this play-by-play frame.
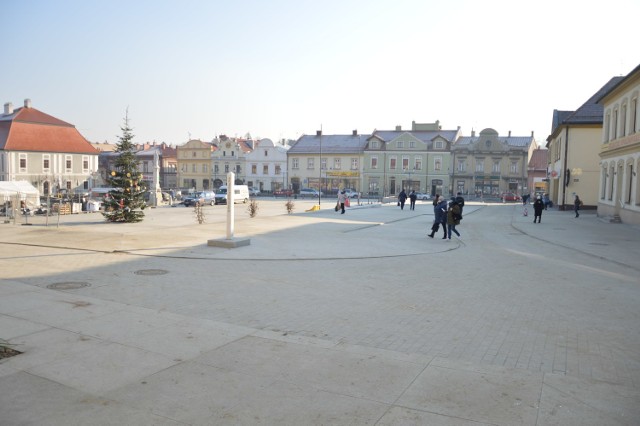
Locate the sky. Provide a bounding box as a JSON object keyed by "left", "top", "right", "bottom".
{"left": 2, "top": 0, "right": 639, "bottom": 147}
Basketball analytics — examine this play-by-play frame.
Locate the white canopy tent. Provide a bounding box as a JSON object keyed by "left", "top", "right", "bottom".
{"left": 0, "top": 181, "right": 40, "bottom": 206}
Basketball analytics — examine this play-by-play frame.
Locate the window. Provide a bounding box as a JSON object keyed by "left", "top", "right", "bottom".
{"left": 307, "top": 158, "right": 315, "bottom": 169}
{"left": 66, "top": 181, "right": 71, "bottom": 190}
{"left": 214, "top": 165, "right": 219, "bottom": 173}
{"left": 492, "top": 161, "right": 500, "bottom": 173}
{"left": 510, "top": 161, "right": 518, "bottom": 173}
{"left": 371, "top": 157, "right": 378, "bottom": 169}
{"left": 224, "top": 164, "right": 229, "bottom": 173}
{"left": 223, "top": 151, "right": 226, "bottom": 157}
{"left": 333, "top": 158, "right": 341, "bottom": 169}
{"left": 351, "top": 158, "right": 358, "bottom": 170}
{"left": 263, "top": 165, "right": 268, "bottom": 174}
{"left": 397, "top": 141, "right": 404, "bottom": 148}
{"left": 390, "top": 157, "right": 397, "bottom": 170}
{"left": 321, "top": 158, "right": 327, "bottom": 170}
{"left": 415, "top": 158, "right": 422, "bottom": 170}
{"left": 19, "top": 154, "right": 27, "bottom": 172}
{"left": 82, "top": 156, "right": 89, "bottom": 172}
{"left": 43, "top": 154, "right": 50, "bottom": 172}
{"left": 292, "top": 158, "right": 299, "bottom": 169}
{"left": 631, "top": 97, "right": 638, "bottom": 134}
{"left": 251, "top": 164, "right": 257, "bottom": 174}
{"left": 264, "top": 150, "right": 268, "bottom": 157}
{"left": 604, "top": 113, "right": 611, "bottom": 142}
{"left": 621, "top": 103, "right": 627, "bottom": 137}
{"left": 457, "top": 159, "right": 465, "bottom": 172}
{"left": 409, "top": 141, "right": 415, "bottom": 148}
{"left": 370, "top": 141, "right": 378, "bottom": 149}
{"left": 202, "top": 164, "right": 208, "bottom": 173}
{"left": 435, "top": 141, "right": 443, "bottom": 149}
{"left": 613, "top": 108, "right": 618, "bottom": 139}
{"left": 476, "top": 160, "right": 484, "bottom": 172}
{"left": 402, "top": 157, "right": 409, "bottom": 170}
{"left": 235, "top": 165, "right": 241, "bottom": 173}
{"left": 65, "top": 155, "right": 72, "bottom": 172}
{"left": 192, "top": 164, "right": 197, "bottom": 172}
{"left": 275, "top": 164, "right": 281, "bottom": 175}
{"left": 143, "top": 162, "right": 149, "bottom": 173}
{"left": 434, "top": 156, "right": 442, "bottom": 171}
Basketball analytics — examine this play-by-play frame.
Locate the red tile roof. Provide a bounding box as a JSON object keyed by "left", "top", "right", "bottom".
{"left": 0, "top": 106, "right": 98, "bottom": 154}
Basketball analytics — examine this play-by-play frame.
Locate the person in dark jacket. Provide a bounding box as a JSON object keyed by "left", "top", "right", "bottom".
{"left": 574, "top": 194, "right": 582, "bottom": 217}
{"left": 428, "top": 196, "right": 448, "bottom": 239}
{"left": 398, "top": 189, "right": 407, "bottom": 210}
{"left": 533, "top": 195, "right": 544, "bottom": 223}
{"left": 409, "top": 190, "right": 417, "bottom": 210}
{"left": 447, "top": 197, "right": 461, "bottom": 240}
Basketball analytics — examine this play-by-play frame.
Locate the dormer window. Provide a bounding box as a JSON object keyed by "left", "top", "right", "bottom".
{"left": 435, "top": 141, "right": 443, "bottom": 149}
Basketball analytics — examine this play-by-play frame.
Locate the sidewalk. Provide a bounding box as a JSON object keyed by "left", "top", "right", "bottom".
{"left": 1, "top": 201, "right": 639, "bottom": 425}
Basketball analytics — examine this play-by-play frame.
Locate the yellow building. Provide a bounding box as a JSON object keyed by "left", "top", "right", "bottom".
{"left": 546, "top": 77, "right": 623, "bottom": 210}
{"left": 597, "top": 63, "right": 640, "bottom": 224}
{"left": 176, "top": 139, "right": 215, "bottom": 191}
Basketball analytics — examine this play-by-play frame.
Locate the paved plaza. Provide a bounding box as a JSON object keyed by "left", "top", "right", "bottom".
{"left": 1, "top": 199, "right": 639, "bottom": 425}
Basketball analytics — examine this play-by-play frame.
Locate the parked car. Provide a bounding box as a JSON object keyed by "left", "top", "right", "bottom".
{"left": 415, "top": 192, "right": 432, "bottom": 200}
{"left": 183, "top": 191, "right": 216, "bottom": 206}
{"left": 249, "top": 187, "right": 260, "bottom": 196}
{"left": 299, "top": 188, "right": 323, "bottom": 197}
{"left": 344, "top": 189, "right": 359, "bottom": 198}
{"left": 273, "top": 189, "right": 293, "bottom": 197}
{"left": 501, "top": 192, "right": 521, "bottom": 202}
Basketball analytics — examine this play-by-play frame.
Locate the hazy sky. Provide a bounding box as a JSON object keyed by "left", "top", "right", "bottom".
{"left": 2, "top": 0, "right": 638, "bottom": 146}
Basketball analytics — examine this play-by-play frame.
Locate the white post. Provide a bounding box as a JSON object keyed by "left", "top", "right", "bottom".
{"left": 226, "top": 172, "right": 235, "bottom": 239}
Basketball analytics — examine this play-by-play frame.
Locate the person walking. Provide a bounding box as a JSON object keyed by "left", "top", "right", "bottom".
{"left": 447, "top": 197, "right": 462, "bottom": 240}
{"left": 409, "top": 190, "right": 417, "bottom": 210}
{"left": 574, "top": 194, "right": 582, "bottom": 218}
{"left": 543, "top": 193, "right": 550, "bottom": 210}
{"left": 398, "top": 189, "right": 407, "bottom": 210}
{"left": 428, "top": 196, "right": 448, "bottom": 239}
{"left": 533, "top": 195, "right": 544, "bottom": 223}
{"left": 337, "top": 189, "right": 347, "bottom": 214}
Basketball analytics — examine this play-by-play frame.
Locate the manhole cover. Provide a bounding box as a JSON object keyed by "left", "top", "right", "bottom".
{"left": 134, "top": 269, "right": 169, "bottom": 276}
{"left": 47, "top": 282, "right": 90, "bottom": 290}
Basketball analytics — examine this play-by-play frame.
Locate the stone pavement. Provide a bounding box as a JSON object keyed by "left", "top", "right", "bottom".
{"left": 1, "top": 200, "right": 639, "bottom": 425}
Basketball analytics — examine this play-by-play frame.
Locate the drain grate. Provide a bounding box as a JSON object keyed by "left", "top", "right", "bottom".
{"left": 134, "top": 269, "right": 169, "bottom": 276}
{"left": 47, "top": 282, "right": 90, "bottom": 290}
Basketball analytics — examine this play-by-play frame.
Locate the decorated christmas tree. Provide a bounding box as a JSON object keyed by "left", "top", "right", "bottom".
{"left": 102, "top": 114, "right": 146, "bottom": 222}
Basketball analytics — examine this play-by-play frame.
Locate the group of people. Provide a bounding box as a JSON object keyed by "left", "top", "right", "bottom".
{"left": 427, "top": 192, "right": 465, "bottom": 241}
{"left": 531, "top": 193, "right": 582, "bottom": 223}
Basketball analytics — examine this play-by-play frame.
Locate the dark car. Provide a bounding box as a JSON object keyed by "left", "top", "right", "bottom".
{"left": 183, "top": 191, "right": 216, "bottom": 206}
{"left": 501, "top": 192, "right": 521, "bottom": 202}
{"left": 273, "top": 189, "right": 294, "bottom": 197}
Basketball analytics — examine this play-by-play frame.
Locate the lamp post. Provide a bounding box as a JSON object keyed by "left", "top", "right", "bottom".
{"left": 318, "top": 127, "right": 322, "bottom": 206}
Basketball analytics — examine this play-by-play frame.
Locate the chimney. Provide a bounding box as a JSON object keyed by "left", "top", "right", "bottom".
{"left": 395, "top": 125, "right": 402, "bottom": 131}
{"left": 531, "top": 131, "right": 534, "bottom": 137}
{"left": 3, "top": 102, "right": 13, "bottom": 115}
{"left": 471, "top": 130, "right": 476, "bottom": 137}
{"left": 316, "top": 130, "right": 322, "bottom": 136}
{"left": 24, "top": 98, "right": 32, "bottom": 108}
{"left": 508, "top": 131, "right": 511, "bottom": 137}
{"left": 352, "top": 130, "right": 357, "bottom": 136}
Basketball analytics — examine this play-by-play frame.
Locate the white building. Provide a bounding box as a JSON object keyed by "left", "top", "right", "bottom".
{"left": 244, "top": 138, "right": 289, "bottom": 193}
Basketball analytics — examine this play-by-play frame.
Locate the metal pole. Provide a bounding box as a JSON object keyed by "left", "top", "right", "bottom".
{"left": 226, "top": 172, "right": 235, "bottom": 239}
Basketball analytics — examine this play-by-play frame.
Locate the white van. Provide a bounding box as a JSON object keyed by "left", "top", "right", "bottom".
{"left": 214, "top": 185, "right": 250, "bottom": 205}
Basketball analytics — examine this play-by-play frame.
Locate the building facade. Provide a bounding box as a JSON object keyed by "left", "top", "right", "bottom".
{"left": 452, "top": 128, "right": 535, "bottom": 198}
{"left": 527, "top": 148, "right": 549, "bottom": 196}
{"left": 287, "top": 130, "right": 368, "bottom": 195}
{"left": 176, "top": 139, "right": 215, "bottom": 191}
{"left": 0, "top": 99, "right": 99, "bottom": 196}
{"left": 597, "top": 63, "right": 640, "bottom": 224}
{"left": 244, "top": 138, "right": 289, "bottom": 193}
{"left": 546, "top": 77, "right": 623, "bottom": 210}
{"left": 364, "top": 123, "right": 460, "bottom": 197}
{"left": 211, "top": 135, "right": 253, "bottom": 187}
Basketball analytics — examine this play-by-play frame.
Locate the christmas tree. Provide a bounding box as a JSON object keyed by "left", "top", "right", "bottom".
{"left": 102, "top": 114, "right": 147, "bottom": 222}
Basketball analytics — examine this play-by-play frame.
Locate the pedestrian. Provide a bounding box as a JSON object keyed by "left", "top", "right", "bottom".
{"left": 428, "top": 196, "right": 448, "bottom": 239}
{"left": 398, "top": 189, "right": 407, "bottom": 210}
{"left": 447, "top": 197, "right": 462, "bottom": 240}
{"left": 337, "top": 189, "right": 347, "bottom": 214}
{"left": 543, "top": 193, "right": 550, "bottom": 210}
{"left": 409, "top": 190, "right": 417, "bottom": 210}
{"left": 522, "top": 193, "right": 530, "bottom": 205}
{"left": 455, "top": 192, "right": 465, "bottom": 215}
{"left": 433, "top": 193, "right": 440, "bottom": 206}
{"left": 533, "top": 195, "right": 544, "bottom": 223}
{"left": 574, "top": 194, "right": 582, "bottom": 218}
